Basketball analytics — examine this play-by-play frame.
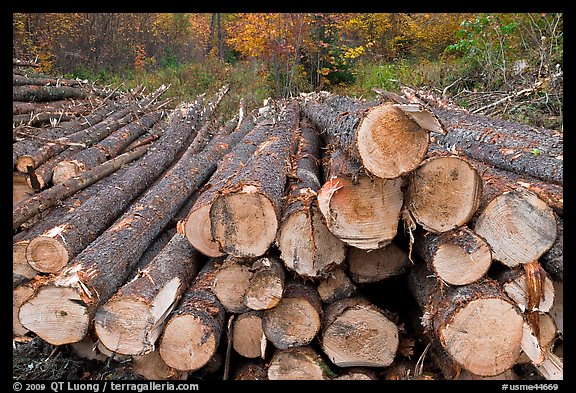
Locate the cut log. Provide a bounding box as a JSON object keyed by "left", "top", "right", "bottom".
{"left": 473, "top": 188, "right": 557, "bottom": 267}
{"left": 131, "top": 350, "right": 188, "bottom": 380}
{"left": 405, "top": 155, "right": 483, "bottom": 233}
{"left": 181, "top": 113, "right": 269, "bottom": 257}
{"left": 316, "top": 267, "right": 357, "bottom": 304}
{"left": 19, "top": 91, "right": 249, "bottom": 346}
{"left": 262, "top": 280, "right": 322, "bottom": 350}
{"left": 93, "top": 233, "right": 203, "bottom": 356}
{"left": 14, "top": 144, "right": 150, "bottom": 232}
{"left": 51, "top": 111, "right": 163, "bottom": 184}
{"left": 319, "top": 296, "right": 399, "bottom": 368}
{"left": 233, "top": 362, "right": 269, "bottom": 380}
{"left": 318, "top": 174, "right": 404, "bottom": 250}
{"left": 413, "top": 227, "right": 492, "bottom": 286}
{"left": 13, "top": 74, "right": 83, "bottom": 86}
{"left": 550, "top": 280, "right": 563, "bottom": 336}
{"left": 13, "top": 172, "right": 34, "bottom": 208}
{"left": 495, "top": 265, "right": 555, "bottom": 314}
{"left": 13, "top": 112, "right": 78, "bottom": 127}
{"left": 407, "top": 260, "right": 524, "bottom": 376}
{"left": 231, "top": 310, "right": 266, "bottom": 359}
{"left": 347, "top": 242, "right": 411, "bottom": 284}
{"left": 267, "top": 346, "right": 333, "bottom": 380}
{"left": 158, "top": 258, "right": 226, "bottom": 371}
{"left": 13, "top": 240, "right": 36, "bottom": 287}
{"left": 301, "top": 93, "right": 445, "bottom": 179}
{"left": 22, "top": 99, "right": 205, "bottom": 277}
{"left": 277, "top": 120, "right": 347, "bottom": 278}
{"left": 13, "top": 100, "right": 93, "bottom": 115}
{"left": 333, "top": 368, "right": 378, "bottom": 380}
{"left": 13, "top": 85, "right": 88, "bottom": 102}
{"left": 518, "top": 313, "right": 558, "bottom": 364}
{"left": 212, "top": 257, "right": 252, "bottom": 314}
{"left": 69, "top": 336, "right": 109, "bottom": 362}
{"left": 243, "top": 256, "right": 285, "bottom": 311}
{"left": 13, "top": 282, "right": 35, "bottom": 338}
{"left": 210, "top": 100, "right": 299, "bottom": 258}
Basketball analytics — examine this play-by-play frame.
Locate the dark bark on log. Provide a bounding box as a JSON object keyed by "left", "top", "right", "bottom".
{"left": 13, "top": 112, "right": 78, "bottom": 127}
{"left": 13, "top": 85, "right": 88, "bottom": 102}
{"left": 407, "top": 259, "right": 525, "bottom": 376}
{"left": 13, "top": 74, "right": 83, "bottom": 87}
{"left": 319, "top": 296, "right": 399, "bottom": 367}
{"left": 22, "top": 100, "right": 204, "bottom": 279}
{"left": 51, "top": 111, "right": 163, "bottom": 184}
{"left": 316, "top": 267, "right": 357, "bottom": 304}
{"left": 540, "top": 215, "right": 563, "bottom": 281}
{"left": 210, "top": 100, "right": 299, "bottom": 258}
{"left": 277, "top": 120, "right": 347, "bottom": 278}
{"left": 262, "top": 280, "right": 322, "bottom": 350}
{"left": 413, "top": 226, "right": 492, "bottom": 286}
{"left": 431, "top": 107, "right": 563, "bottom": 185}
{"left": 13, "top": 144, "right": 150, "bottom": 231}
{"left": 94, "top": 233, "right": 203, "bottom": 356}
{"left": 19, "top": 97, "right": 251, "bottom": 346}
{"left": 135, "top": 228, "right": 177, "bottom": 270}
{"left": 158, "top": 258, "right": 227, "bottom": 371}
{"left": 13, "top": 100, "right": 93, "bottom": 115}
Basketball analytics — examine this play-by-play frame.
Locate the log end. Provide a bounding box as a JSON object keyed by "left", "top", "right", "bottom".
{"left": 26, "top": 235, "right": 70, "bottom": 273}
{"left": 232, "top": 312, "right": 266, "bottom": 359}
{"left": 267, "top": 346, "right": 330, "bottom": 380}
{"left": 13, "top": 240, "right": 37, "bottom": 283}
{"left": 15, "top": 155, "right": 36, "bottom": 174}
{"left": 357, "top": 104, "right": 429, "bottom": 179}
{"left": 211, "top": 188, "right": 278, "bottom": 258}
{"left": 348, "top": 243, "right": 411, "bottom": 284}
{"left": 18, "top": 285, "right": 89, "bottom": 346}
{"left": 183, "top": 205, "right": 224, "bottom": 257}
{"left": 13, "top": 283, "right": 35, "bottom": 337}
{"left": 52, "top": 160, "right": 82, "bottom": 185}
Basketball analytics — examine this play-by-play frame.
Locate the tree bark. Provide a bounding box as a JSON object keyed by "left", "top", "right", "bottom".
{"left": 413, "top": 226, "right": 492, "bottom": 286}
{"left": 267, "top": 346, "right": 333, "bottom": 380}
{"left": 243, "top": 256, "right": 285, "bottom": 311}
{"left": 13, "top": 100, "right": 93, "bottom": 115}
{"left": 407, "top": 259, "right": 525, "bottom": 376}
{"left": 404, "top": 155, "right": 483, "bottom": 233}
{"left": 51, "top": 111, "right": 163, "bottom": 184}
{"left": 13, "top": 85, "right": 88, "bottom": 102}
{"left": 347, "top": 242, "right": 411, "bottom": 284}
{"left": 158, "top": 258, "right": 227, "bottom": 372}
{"left": 13, "top": 112, "right": 78, "bottom": 127}
{"left": 14, "top": 144, "right": 150, "bottom": 232}
{"left": 94, "top": 233, "right": 203, "bottom": 356}
{"left": 319, "top": 296, "right": 399, "bottom": 368}
{"left": 19, "top": 95, "right": 250, "bottom": 346}
{"left": 262, "top": 280, "right": 322, "bottom": 350}
{"left": 540, "top": 215, "right": 563, "bottom": 281}
{"left": 210, "top": 100, "right": 299, "bottom": 258}
{"left": 276, "top": 119, "right": 347, "bottom": 278}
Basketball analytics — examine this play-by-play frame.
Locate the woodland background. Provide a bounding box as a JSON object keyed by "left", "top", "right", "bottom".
{"left": 12, "top": 13, "right": 563, "bottom": 129}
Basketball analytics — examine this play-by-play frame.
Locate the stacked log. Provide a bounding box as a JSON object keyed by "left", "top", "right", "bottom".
{"left": 13, "top": 77, "right": 562, "bottom": 382}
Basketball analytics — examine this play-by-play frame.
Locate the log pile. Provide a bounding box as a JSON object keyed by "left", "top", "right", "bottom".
{"left": 13, "top": 70, "right": 563, "bottom": 382}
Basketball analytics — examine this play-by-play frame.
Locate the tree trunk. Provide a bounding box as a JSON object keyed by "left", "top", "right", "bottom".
{"left": 407, "top": 260, "right": 524, "bottom": 376}
{"left": 13, "top": 74, "right": 84, "bottom": 87}
{"left": 13, "top": 100, "right": 93, "bottom": 115}
{"left": 319, "top": 296, "right": 399, "bottom": 368}
{"left": 13, "top": 85, "right": 88, "bottom": 102}
{"left": 347, "top": 242, "right": 411, "bottom": 284}
{"left": 231, "top": 310, "right": 266, "bottom": 359}
{"left": 181, "top": 113, "right": 269, "bottom": 257}
{"left": 158, "top": 258, "right": 227, "bottom": 372}
{"left": 494, "top": 264, "right": 555, "bottom": 314}
{"left": 276, "top": 119, "right": 347, "bottom": 278}
{"left": 94, "top": 233, "right": 203, "bottom": 356}
{"left": 413, "top": 226, "right": 492, "bottom": 286}
{"left": 243, "top": 256, "right": 285, "bottom": 311}
{"left": 13, "top": 112, "right": 78, "bottom": 127}
{"left": 301, "top": 93, "right": 444, "bottom": 179}
{"left": 210, "top": 100, "right": 299, "bottom": 258}
{"left": 405, "top": 155, "right": 483, "bottom": 233}
{"left": 316, "top": 267, "right": 357, "bottom": 304}
{"left": 14, "top": 144, "right": 150, "bottom": 232}
{"left": 19, "top": 94, "right": 249, "bottom": 346}
{"left": 262, "top": 280, "right": 322, "bottom": 350}
{"left": 51, "top": 111, "right": 163, "bottom": 184}
{"left": 267, "top": 346, "right": 333, "bottom": 380}
{"left": 473, "top": 188, "right": 558, "bottom": 268}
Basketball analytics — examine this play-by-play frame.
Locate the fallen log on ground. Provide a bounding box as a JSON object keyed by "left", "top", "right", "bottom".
{"left": 13, "top": 85, "right": 88, "bottom": 102}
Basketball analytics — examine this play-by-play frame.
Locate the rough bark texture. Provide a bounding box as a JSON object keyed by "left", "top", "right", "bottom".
{"left": 94, "top": 233, "right": 203, "bottom": 356}
{"left": 13, "top": 74, "right": 83, "bottom": 87}
{"left": 277, "top": 120, "right": 347, "bottom": 278}
{"left": 319, "top": 296, "right": 399, "bottom": 368}
{"left": 14, "top": 112, "right": 78, "bottom": 127}
{"left": 51, "top": 110, "right": 163, "bottom": 184}
{"left": 316, "top": 267, "right": 357, "bottom": 304}
{"left": 13, "top": 85, "right": 88, "bottom": 102}
{"left": 407, "top": 260, "right": 524, "bottom": 376}
{"left": 539, "top": 215, "right": 563, "bottom": 282}
{"left": 413, "top": 227, "right": 492, "bottom": 286}
{"left": 158, "top": 258, "right": 227, "bottom": 371}
{"left": 210, "top": 100, "right": 299, "bottom": 258}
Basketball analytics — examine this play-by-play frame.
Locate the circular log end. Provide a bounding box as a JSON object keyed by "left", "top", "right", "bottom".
{"left": 441, "top": 297, "right": 524, "bottom": 376}
{"left": 232, "top": 312, "right": 265, "bottom": 358}
{"left": 52, "top": 161, "right": 81, "bottom": 185}
{"left": 318, "top": 176, "right": 403, "bottom": 249}
{"left": 13, "top": 284, "right": 35, "bottom": 337}
{"left": 347, "top": 243, "right": 411, "bottom": 284}
{"left": 13, "top": 240, "right": 37, "bottom": 282}
{"left": 213, "top": 262, "right": 252, "bottom": 313}
{"left": 183, "top": 205, "right": 224, "bottom": 257}
{"left": 26, "top": 235, "right": 69, "bottom": 273}
{"left": 16, "top": 155, "right": 35, "bottom": 174}
{"left": 267, "top": 347, "right": 328, "bottom": 380}
{"left": 159, "top": 314, "right": 218, "bottom": 371}
{"left": 407, "top": 156, "right": 483, "bottom": 233}
{"left": 474, "top": 189, "right": 557, "bottom": 267}
{"left": 211, "top": 190, "right": 278, "bottom": 258}
{"left": 357, "top": 104, "right": 429, "bottom": 179}
{"left": 94, "top": 298, "right": 152, "bottom": 356}
{"left": 244, "top": 274, "right": 283, "bottom": 310}
{"left": 18, "top": 285, "right": 89, "bottom": 345}
{"left": 277, "top": 207, "right": 346, "bottom": 279}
